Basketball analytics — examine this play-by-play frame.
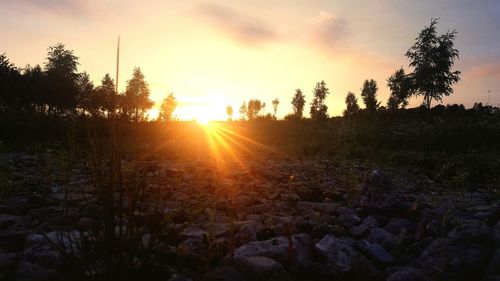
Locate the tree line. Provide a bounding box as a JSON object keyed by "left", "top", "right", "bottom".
{"left": 0, "top": 43, "right": 180, "bottom": 122}
{"left": 0, "top": 19, "right": 466, "bottom": 123}
{"left": 227, "top": 19, "right": 463, "bottom": 121}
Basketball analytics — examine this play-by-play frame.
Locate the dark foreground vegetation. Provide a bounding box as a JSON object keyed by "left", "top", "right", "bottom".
{"left": 1, "top": 106, "right": 500, "bottom": 281}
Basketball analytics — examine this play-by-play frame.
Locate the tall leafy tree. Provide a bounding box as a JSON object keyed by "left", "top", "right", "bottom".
{"left": 272, "top": 98, "right": 279, "bottom": 119}
{"left": 226, "top": 105, "right": 234, "bottom": 121}
{"left": 44, "top": 43, "right": 79, "bottom": 113}
{"left": 158, "top": 93, "right": 178, "bottom": 122}
{"left": 343, "top": 92, "right": 360, "bottom": 117}
{"left": 239, "top": 102, "right": 247, "bottom": 120}
{"left": 310, "top": 80, "right": 329, "bottom": 121}
{"left": 22, "top": 65, "right": 47, "bottom": 113}
{"left": 247, "top": 99, "right": 265, "bottom": 120}
{"left": 361, "top": 79, "right": 379, "bottom": 114}
{"left": 291, "top": 88, "right": 306, "bottom": 119}
{"left": 122, "top": 67, "right": 153, "bottom": 121}
{"left": 387, "top": 68, "right": 413, "bottom": 110}
{"left": 405, "top": 18, "right": 461, "bottom": 109}
{"left": 0, "top": 53, "right": 21, "bottom": 110}
{"left": 93, "top": 74, "right": 115, "bottom": 118}
{"left": 76, "top": 72, "right": 94, "bottom": 115}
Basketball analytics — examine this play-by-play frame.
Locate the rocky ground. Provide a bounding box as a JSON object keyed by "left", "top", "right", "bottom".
{"left": 0, "top": 152, "right": 499, "bottom": 281}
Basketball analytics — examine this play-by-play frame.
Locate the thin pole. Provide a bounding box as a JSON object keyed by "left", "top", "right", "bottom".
{"left": 116, "top": 36, "right": 120, "bottom": 96}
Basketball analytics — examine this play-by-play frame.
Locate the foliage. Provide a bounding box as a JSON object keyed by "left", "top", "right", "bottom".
{"left": 360, "top": 79, "right": 379, "bottom": 114}
{"left": 310, "top": 81, "right": 329, "bottom": 121}
{"left": 44, "top": 43, "right": 80, "bottom": 112}
{"left": 246, "top": 99, "right": 265, "bottom": 120}
{"left": 343, "top": 92, "right": 360, "bottom": 117}
{"left": 158, "top": 93, "right": 178, "bottom": 122}
{"left": 239, "top": 102, "right": 247, "bottom": 120}
{"left": 387, "top": 68, "right": 413, "bottom": 110}
{"left": 405, "top": 18, "right": 461, "bottom": 108}
{"left": 122, "top": 67, "right": 154, "bottom": 122}
{"left": 226, "top": 105, "right": 233, "bottom": 121}
{"left": 272, "top": 98, "right": 279, "bottom": 119}
{"left": 291, "top": 88, "right": 306, "bottom": 119}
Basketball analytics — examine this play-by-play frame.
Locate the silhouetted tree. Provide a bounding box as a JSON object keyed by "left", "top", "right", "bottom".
{"left": 21, "top": 65, "right": 47, "bottom": 114}
{"left": 239, "top": 102, "right": 247, "bottom": 120}
{"left": 226, "top": 105, "right": 233, "bottom": 121}
{"left": 247, "top": 99, "right": 265, "bottom": 120}
{"left": 0, "top": 53, "right": 21, "bottom": 110}
{"left": 387, "top": 68, "right": 413, "bottom": 111}
{"left": 158, "top": 93, "right": 178, "bottom": 122}
{"left": 122, "top": 67, "right": 153, "bottom": 122}
{"left": 44, "top": 43, "right": 80, "bottom": 113}
{"left": 310, "top": 81, "right": 329, "bottom": 121}
{"left": 343, "top": 92, "right": 360, "bottom": 117}
{"left": 406, "top": 18, "right": 461, "bottom": 109}
{"left": 361, "top": 79, "right": 379, "bottom": 114}
{"left": 93, "top": 74, "right": 115, "bottom": 118}
{"left": 272, "top": 98, "right": 279, "bottom": 119}
{"left": 76, "top": 72, "right": 94, "bottom": 115}
{"left": 291, "top": 88, "right": 305, "bottom": 119}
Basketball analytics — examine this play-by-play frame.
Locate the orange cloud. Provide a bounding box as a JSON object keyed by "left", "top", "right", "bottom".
{"left": 196, "top": 2, "right": 278, "bottom": 46}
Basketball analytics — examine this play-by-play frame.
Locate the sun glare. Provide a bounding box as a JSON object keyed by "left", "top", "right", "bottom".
{"left": 196, "top": 116, "right": 211, "bottom": 126}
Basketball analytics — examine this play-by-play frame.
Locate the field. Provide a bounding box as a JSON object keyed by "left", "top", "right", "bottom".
{"left": 1, "top": 111, "right": 499, "bottom": 281}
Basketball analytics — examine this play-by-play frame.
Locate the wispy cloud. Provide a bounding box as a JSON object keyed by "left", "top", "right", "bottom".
{"left": 4, "top": 0, "right": 90, "bottom": 17}
{"left": 469, "top": 61, "right": 500, "bottom": 78}
{"left": 196, "top": 2, "right": 278, "bottom": 46}
{"left": 308, "top": 11, "right": 349, "bottom": 52}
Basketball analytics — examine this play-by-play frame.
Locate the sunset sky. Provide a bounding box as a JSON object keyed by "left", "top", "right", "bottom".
{"left": 1, "top": 0, "right": 500, "bottom": 120}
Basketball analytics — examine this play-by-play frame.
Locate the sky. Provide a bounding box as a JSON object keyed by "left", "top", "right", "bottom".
{"left": 1, "top": 0, "right": 500, "bottom": 120}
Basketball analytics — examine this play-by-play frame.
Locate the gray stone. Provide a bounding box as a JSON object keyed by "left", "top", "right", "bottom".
{"left": 17, "top": 261, "right": 61, "bottom": 281}
{"left": 366, "top": 228, "right": 396, "bottom": 249}
{"left": 235, "top": 221, "right": 265, "bottom": 245}
{"left": 297, "top": 201, "right": 339, "bottom": 214}
{"left": 204, "top": 266, "right": 246, "bottom": 281}
{"left": 236, "top": 256, "right": 290, "bottom": 280}
{"left": 315, "top": 234, "right": 360, "bottom": 273}
{"left": 0, "top": 213, "right": 20, "bottom": 229}
{"left": 387, "top": 267, "right": 430, "bottom": 281}
{"left": 486, "top": 248, "right": 500, "bottom": 275}
{"left": 350, "top": 216, "right": 378, "bottom": 237}
{"left": 358, "top": 240, "right": 394, "bottom": 264}
{"left": 384, "top": 218, "right": 415, "bottom": 235}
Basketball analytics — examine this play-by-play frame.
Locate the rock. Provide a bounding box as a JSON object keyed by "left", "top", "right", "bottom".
{"left": 416, "top": 237, "right": 491, "bottom": 279}
{"left": 204, "top": 266, "right": 246, "bottom": 281}
{"left": 296, "top": 202, "right": 339, "bottom": 214}
{"left": 177, "top": 238, "right": 206, "bottom": 269}
{"left": 235, "top": 221, "right": 265, "bottom": 245}
{"left": 350, "top": 216, "right": 378, "bottom": 237}
{"left": 235, "top": 256, "right": 290, "bottom": 281}
{"left": 168, "top": 275, "right": 193, "bottom": 281}
{"left": 256, "top": 228, "right": 277, "bottom": 241}
{"left": 310, "top": 224, "right": 338, "bottom": 239}
{"left": 232, "top": 234, "right": 313, "bottom": 271}
{"left": 0, "top": 213, "right": 21, "bottom": 229}
{"left": 336, "top": 207, "right": 362, "bottom": 228}
{"left": 0, "top": 252, "right": 21, "bottom": 280}
{"left": 486, "top": 248, "right": 500, "bottom": 275}
{"left": 180, "top": 226, "right": 207, "bottom": 240}
{"left": 204, "top": 223, "right": 231, "bottom": 237}
{"left": 447, "top": 219, "right": 490, "bottom": 242}
{"left": 365, "top": 169, "right": 391, "bottom": 190}
{"left": 315, "top": 234, "right": 360, "bottom": 273}
{"left": 357, "top": 240, "right": 394, "bottom": 264}
{"left": 16, "top": 261, "right": 61, "bottom": 281}
{"left": 493, "top": 221, "right": 500, "bottom": 247}
{"left": 366, "top": 228, "right": 396, "bottom": 249}
{"left": 384, "top": 218, "right": 416, "bottom": 235}
{"left": 387, "top": 267, "right": 430, "bottom": 281}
